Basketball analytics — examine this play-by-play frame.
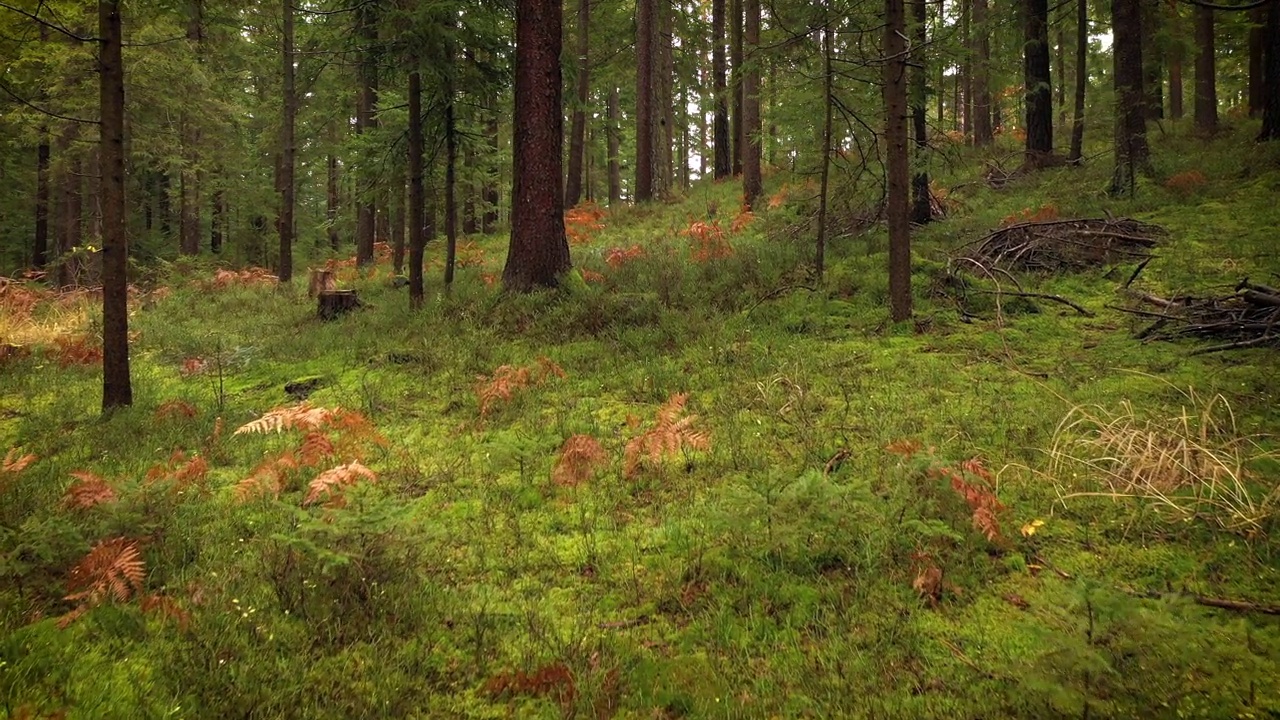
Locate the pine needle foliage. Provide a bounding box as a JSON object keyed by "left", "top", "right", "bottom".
{"left": 624, "top": 393, "right": 710, "bottom": 478}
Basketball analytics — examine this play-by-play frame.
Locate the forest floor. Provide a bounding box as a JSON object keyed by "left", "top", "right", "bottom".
{"left": 2, "top": 126, "right": 1280, "bottom": 719}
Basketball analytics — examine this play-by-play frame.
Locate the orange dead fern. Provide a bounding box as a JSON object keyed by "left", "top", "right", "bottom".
{"left": 475, "top": 357, "right": 567, "bottom": 418}
{"left": 565, "top": 202, "right": 607, "bottom": 245}
{"left": 553, "top": 435, "right": 609, "bottom": 486}
{"left": 60, "top": 537, "right": 145, "bottom": 627}
{"left": 486, "top": 662, "right": 576, "bottom": 707}
{"left": 624, "top": 393, "right": 710, "bottom": 478}
{"left": 63, "top": 471, "right": 118, "bottom": 510}
{"left": 305, "top": 460, "right": 377, "bottom": 506}
{"left": 605, "top": 245, "right": 645, "bottom": 269}
{"left": 234, "top": 453, "right": 298, "bottom": 502}
{"left": 155, "top": 399, "right": 199, "bottom": 421}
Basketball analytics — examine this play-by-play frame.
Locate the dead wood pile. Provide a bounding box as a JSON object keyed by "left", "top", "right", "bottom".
{"left": 1118, "top": 279, "right": 1280, "bottom": 354}
{"left": 955, "top": 218, "right": 1165, "bottom": 274}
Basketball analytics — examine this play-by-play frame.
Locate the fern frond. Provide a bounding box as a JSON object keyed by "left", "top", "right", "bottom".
{"left": 3, "top": 448, "right": 36, "bottom": 474}
{"left": 235, "top": 404, "right": 334, "bottom": 435}
{"left": 233, "top": 453, "right": 296, "bottom": 502}
{"left": 64, "top": 471, "right": 117, "bottom": 510}
{"left": 624, "top": 393, "right": 711, "bottom": 478}
{"left": 140, "top": 593, "right": 190, "bottom": 631}
{"left": 304, "top": 460, "right": 376, "bottom": 506}
{"left": 65, "top": 537, "right": 145, "bottom": 606}
{"left": 299, "top": 431, "right": 336, "bottom": 466}
{"left": 553, "top": 435, "right": 608, "bottom": 486}
{"left": 154, "top": 399, "right": 198, "bottom": 421}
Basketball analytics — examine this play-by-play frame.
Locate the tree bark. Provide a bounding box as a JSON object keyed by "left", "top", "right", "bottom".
{"left": 741, "top": 0, "right": 762, "bottom": 208}
{"left": 885, "top": 0, "right": 912, "bottom": 322}
{"left": 483, "top": 105, "right": 500, "bottom": 231}
{"left": 100, "top": 0, "right": 131, "bottom": 410}
{"left": 815, "top": 22, "right": 833, "bottom": 281}
{"left": 1109, "top": 0, "right": 1151, "bottom": 195}
{"left": 1194, "top": 5, "right": 1217, "bottom": 134}
{"left": 712, "top": 0, "right": 731, "bottom": 178}
{"left": 1260, "top": 0, "right": 1280, "bottom": 141}
{"left": 1069, "top": 0, "right": 1088, "bottom": 161}
{"left": 911, "top": 0, "right": 931, "bottom": 224}
{"left": 56, "top": 128, "right": 82, "bottom": 289}
{"left": 1142, "top": 0, "right": 1164, "bottom": 119}
{"left": 635, "top": 0, "right": 655, "bottom": 201}
{"left": 279, "top": 0, "right": 295, "bottom": 283}
{"left": 444, "top": 63, "right": 458, "bottom": 286}
{"left": 408, "top": 68, "right": 425, "bottom": 307}
{"left": 1024, "top": 0, "right": 1055, "bottom": 165}
{"left": 34, "top": 129, "right": 50, "bottom": 269}
{"left": 327, "top": 128, "right": 340, "bottom": 251}
{"left": 391, "top": 173, "right": 405, "bottom": 275}
{"left": 731, "top": 0, "right": 743, "bottom": 175}
{"left": 211, "top": 189, "right": 225, "bottom": 254}
{"left": 961, "top": 0, "right": 972, "bottom": 138}
{"left": 607, "top": 87, "right": 622, "bottom": 203}
{"left": 972, "top": 0, "right": 994, "bottom": 145}
{"left": 503, "top": 0, "right": 572, "bottom": 291}
{"left": 1170, "top": 38, "right": 1184, "bottom": 119}
{"left": 356, "top": 2, "right": 379, "bottom": 266}
{"left": 1249, "top": 6, "right": 1265, "bottom": 117}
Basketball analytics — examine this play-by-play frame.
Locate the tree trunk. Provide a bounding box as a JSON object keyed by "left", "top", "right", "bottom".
{"left": 1170, "top": 35, "right": 1184, "bottom": 119}
{"left": 635, "top": 0, "right": 655, "bottom": 201}
{"left": 815, "top": 22, "right": 833, "bottom": 281}
{"left": 1069, "top": 0, "right": 1088, "bottom": 161}
{"left": 1056, "top": 26, "right": 1065, "bottom": 128}
{"left": 961, "top": 0, "right": 972, "bottom": 138}
{"left": 660, "top": 0, "right": 675, "bottom": 196}
{"left": 566, "top": 0, "right": 589, "bottom": 208}
{"left": 731, "top": 0, "right": 743, "bottom": 175}
{"left": 279, "top": 0, "right": 295, "bottom": 283}
{"left": 1024, "top": 0, "right": 1054, "bottom": 164}
{"left": 179, "top": 0, "right": 203, "bottom": 256}
{"left": 444, "top": 65, "right": 458, "bottom": 286}
{"left": 483, "top": 109, "right": 500, "bottom": 231}
{"left": 1249, "top": 6, "right": 1265, "bottom": 117}
{"left": 1142, "top": 0, "right": 1164, "bottom": 119}
{"left": 327, "top": 145, "right": 340, "bottom": 250}
{"left": 56, "top": 128, "right": 82, "bottom": 289}
{"left": 741, "top": 0, "right": 762, "bottom": 208}
{"left": 911, "top": 0, "right": 931, "bottom": 224}
{"left": 972, "top": 0, "right": 993, "bottom": 145}
{"left": 1109, "top": 0, "right": 1150, "bottom": 195}
{"left": 211, "top": 189, "right": 225, "bottom": 254}
{"left": 408, "top": 68, "right": 426, "bottom": 307}
{"left": 712, "top": 0, "right": 731, "bottom": 178}
{"left": 391, "top": 174, "right": 405, "bottom": 275}
{"left": 1260, "top": 0, "right": 1280, "bottom": 141}
{"left": 885, "top": 0, "right": 912, "bottom": 322}
{"left": 34, "top": 129, "right": 50, "bottom": 269}
{"left": 1194, "top": 5, "right": 1217, "bottom": 134}
{"left": 607, "top": 87, "right": 622, "bottom": 204}
{"left": 356, "top": 2, "right": 379, "bottom": 266}
{"left": 503, "top": 0, "right": 572, "bottom": 291}
{"left": 100, "top": 0, "right": 131, "bottom": 410}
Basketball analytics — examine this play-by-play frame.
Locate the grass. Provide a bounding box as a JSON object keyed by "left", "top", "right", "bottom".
{"left": 2, "top": 125, "right": 1280, "bottom": 719}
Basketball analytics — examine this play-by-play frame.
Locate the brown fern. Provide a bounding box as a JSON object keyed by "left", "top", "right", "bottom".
{"left": 233, "top": 453, "right": 298, "bottom": 502}
{"left": 64, "top": 537, "right": 145, "bottom": 612}
{"left": 140, "top": 593, "right": 190, "bottom": 631}
{"left": 304, "top": 460, "right": 377, "bottom": 506}
{"left": 234, "top": 403, "right": 335, "bottom": 435}
{"left": 929, "top": 458, "right": 1006, "bottom": 543}
{"left": 298, "top": 431, "right": 336, "bottom": 466}
{"left": 623, "top": 393, "right": 710, "bottom": 478}
{"left": 3, "top": 448, "right": 37, "bottom": 475}
{"left": 154, "top": 399, "right": 199, "bottom": 421}
{"left": 476, "top": 358, "right": 567, "bottom": 418}
{"left": 63, "top": 471, "right": 117, "bottom": 510}
{"left": 553, "top": 435, "right": 608, "bottom": 486}
{"left": 486, "top": 662, "right": 576, "bottom": 707}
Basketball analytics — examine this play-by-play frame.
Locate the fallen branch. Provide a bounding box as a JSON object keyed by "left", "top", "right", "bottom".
{"left": 971, "top": 290, "right": 1094, "bottom": 317}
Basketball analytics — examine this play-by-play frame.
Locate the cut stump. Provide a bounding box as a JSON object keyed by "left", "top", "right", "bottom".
{"left": 308, "top": 269, "right": 336, "bottom": 298}
{"left": 318, "top": 290, "right": 362, "bottom": 321}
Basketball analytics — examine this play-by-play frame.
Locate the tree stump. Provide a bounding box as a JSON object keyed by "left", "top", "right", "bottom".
{"left": 308, "top": 268, "right": 336, "bottom": 298}
{"left": 317, "top": 290, "right": 362, "bottom": 320}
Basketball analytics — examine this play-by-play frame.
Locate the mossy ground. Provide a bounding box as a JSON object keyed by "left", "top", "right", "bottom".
{"left": 2, "top": 125, "right": 1279, "bottom": 719}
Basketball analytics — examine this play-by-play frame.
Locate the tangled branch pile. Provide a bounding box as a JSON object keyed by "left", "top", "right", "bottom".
{"left": 1124, "top": 279, "right": 1280, "bottom": 354}
{"left": 955, "top": 217, "right": 1164, "bottom": 273}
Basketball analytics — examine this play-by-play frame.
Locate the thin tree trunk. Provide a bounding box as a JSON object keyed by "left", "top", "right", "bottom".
{"left": 1024, "top": 0, "right": 1055, "bottom": 164}
{"left": 731, "top": 0, "right": 743, "bottom": 175}
{"left": 886, "top": 0, "right": 912, "bottom": 322}
{"left": 1260, "top": 0, "right": 1280, "bottom": 140}
{"left": 1056, "top": 26, "right": 1066, "bottom": 127}
{"left": 1170, "top": 50, "right": 1184, "bottom": 119}
{"left": 408, "top": 68, "right": 425, "bottom": 306}
{"left": 503, "top": 0, "right": 572, "bottom": 291}
{"left": 1248, "top": 5, "right": 1265, "bottom": 117}
{"left": 57, "top": 128, "right": 82, "bottom": 289}
{"left": 327, "top": 134, "right": 340, "bottom": 251}
{"left": 567, "top": 0, "right": 588, "bottom": 209}
{"left": 35, "top": 129, "right": 50, "bottom": 269}
{"left": 712, "top": 0, "right": 731, "bottom": 178}
{"left": 444, "top": 61, "right": 458, "bottom": 286}
{"left": 483, "top": 109, "right": 500, "bottom": 232}
{"left": 815, "top": 22, "right": 833, "bottom": 281}
{"left": 607, "top": 87, "right": 622, "bottom": 204}
{"left": 1194, "top": 5, "right": 1217, "bottom": 134}
{"left": 279, "top": 0, "right": 295, "bottom": 283}
{"left": 100, "top": 0, "right": 131, "bottom": 410}
{"left": 742, "top": 0, "right": 762, "bottom": 208}
{"left": 356, "top": 3, "right": 379, "bottom": 266}
{"left": 392, "top": 173, "right": 405, "bottom": 274}
{"left": 657, "top": 0, "right": 674, "bottom": 195}
{"left": 211, "top": 189, "right": 225, "bottom": 254}
{"left": 635, "top": 0, "right": 655, "bottom": 201}
{"left": 157, "top": 170, "right": 171, "bottom": 239}
{"left": 1109, "top": 0, "right": 1150, "bottom": 195}
{"left": 973, "top": 0, "right": 993, "bottom": 144}
{"left": 961, "top": 0, "right": 972, "bottom": 137}
{"left": 1069, "top": 0, "right": 1088, "bottom": 161}
{"left": 911, "top": 0, "right": 931, "bottom": 224}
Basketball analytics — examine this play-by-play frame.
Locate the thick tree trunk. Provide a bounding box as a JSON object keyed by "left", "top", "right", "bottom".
{"left": 885, "top": 0, "right": 912, "bottom": 322}
{"left": 731, "top": 0, "right": 743, "bottom": 175}
{"left": 278, "top": 0, "right": 295, "bottom": 283}
{"left": 503, "top": 0, "right": 572, "bottom": 291}
{"left": 1194, "top": 6, "right": 1217, "bottom": 134}
{"left": 1109, "top": 0, "right": 1150, "bottom": 195}
{"left": 1069, "top": 0, "right": 1088, "bottom": 161}
{"left": 408, "top": 68, "right": 425, "bottom": 307}
{"left": 1024, "top": 0, "right": 1055, "bottom": 165}
{"left": 355, "top": 3, "right": 379, "bottom": 266}
{"left": 712, "top": 0, "right": 731, "bottom": 178}
{"left": 972, "top": 0, "right": 993, "bottom": 145}
{"left": 1142, "top": 0, "right": 1163, "bottom": 119}
{"left": 211, "top": 189, "right": 225, "bottom": 254}
{"left": 607, "top": 87, "right": 622, "bottom": 204}
{"left": 911, "top": 0, "right": 931, "bottom": 224}
{"left": 568, "top": 0, "right": 591, "bottom": 210}
{"left": 100, "top": 0, "right": 131, "bottom": 410}
{"left": 1170, "top": 46, "right": 1184, "bottom": 119}
{"left": 34, "top": 130, "right": 50, "bottom": 269}
{"left": 1249, "top": 6, "right": 1265, "bottom": 117}
{"left": 742, "top": 0, "right": 762, "bottom": 208}
{"left": 1260, "top": 0, "right": 1280, "bottom": 141}
{"left": 660, "top": 0, "right": 675, "bottom": 196}
{"left": 635, "top": 0, "right": 655, "bottom": 201}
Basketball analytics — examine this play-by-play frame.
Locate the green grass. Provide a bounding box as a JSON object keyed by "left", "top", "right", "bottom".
{"left": 2, "top": 126, "right": 1280, "bottom": 719}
